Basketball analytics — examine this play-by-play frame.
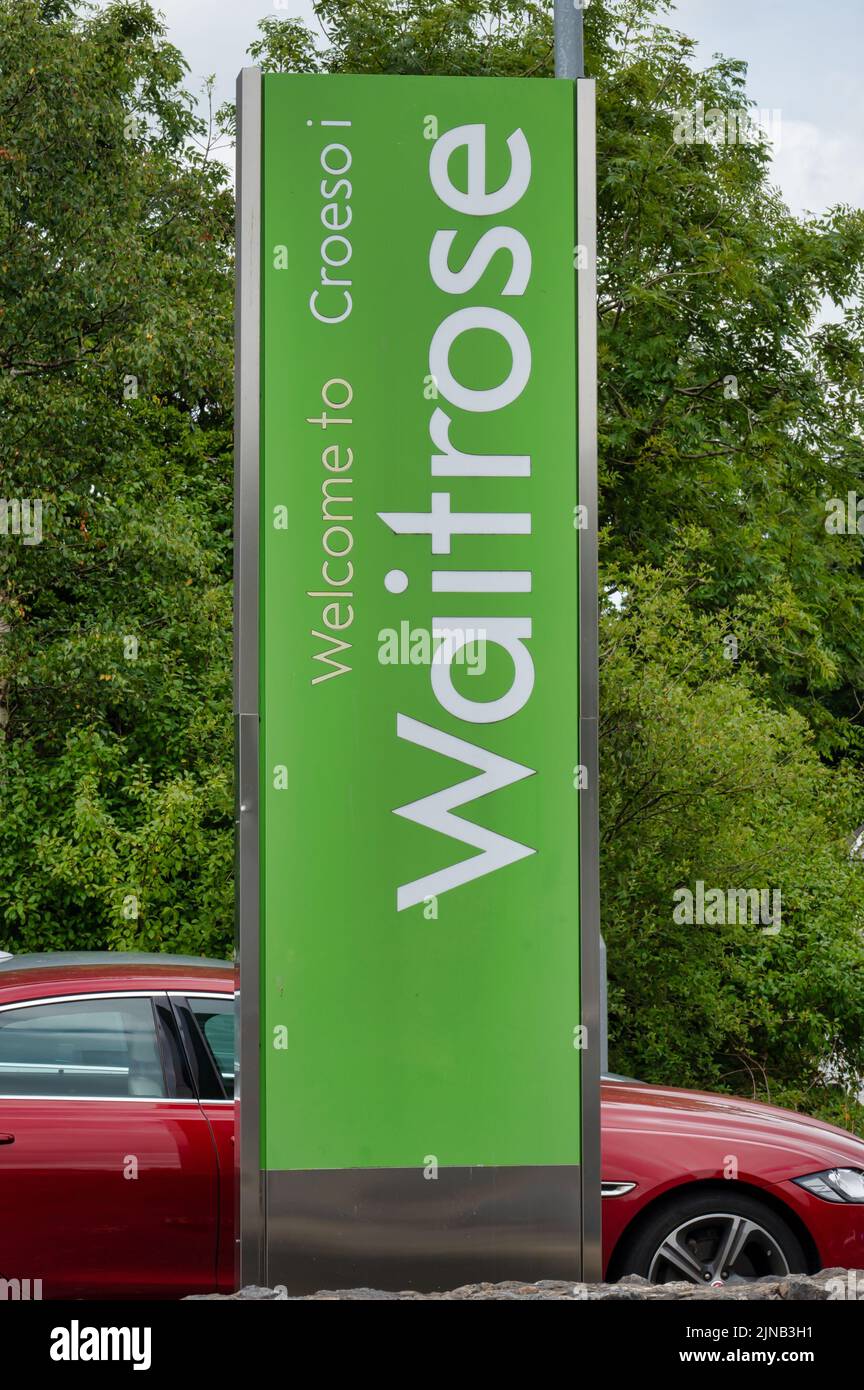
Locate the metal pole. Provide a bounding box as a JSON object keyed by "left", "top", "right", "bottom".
{"left": 554, "top": 0, "right": 585, "bottom": 79}
{"left": 599, "top": 934, "right": 609, "bottom": 1074}
{"left": 235, "top": 65, "right": 264, "bottom": 1292}
{"left": 576, "top": 75, "right": 602, "bottom": 1282}
{"left": 560, "top": 0, "right": 601, "bottom": 1282}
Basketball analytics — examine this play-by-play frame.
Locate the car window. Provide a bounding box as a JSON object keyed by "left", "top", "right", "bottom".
{"left": 0, "top": 996, "right": 166, "bottom": 1099}
{"left": 187, "top": 997, "right": 234, "bottom": 1099}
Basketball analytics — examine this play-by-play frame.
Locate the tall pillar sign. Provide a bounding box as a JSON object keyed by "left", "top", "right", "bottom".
{"left": 235, "top": 70, "right": 600, "bottom": 1292}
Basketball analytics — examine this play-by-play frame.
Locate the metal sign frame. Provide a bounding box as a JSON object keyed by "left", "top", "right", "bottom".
{"left": 235, "top": 67, "right": 600, "bottom": 1291}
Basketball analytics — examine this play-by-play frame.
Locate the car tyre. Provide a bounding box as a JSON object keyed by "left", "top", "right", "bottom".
{"left": 615, "top": 1188, "right": 808, "bottom": 1285}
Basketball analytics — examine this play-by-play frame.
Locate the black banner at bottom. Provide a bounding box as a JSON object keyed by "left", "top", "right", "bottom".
{"left": 0, "top": 1290, "right": 857, "bottom": 1376}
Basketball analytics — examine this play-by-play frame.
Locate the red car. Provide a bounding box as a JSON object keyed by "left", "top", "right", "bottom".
{"left": 0, "top": 952, "right": 235, "bottom": 1299}
{"left": 1, "top": 952, "right": 863, "bottom": 1296}
{"left": 602, "top": 1077, "right": 864, "bottom": 1282}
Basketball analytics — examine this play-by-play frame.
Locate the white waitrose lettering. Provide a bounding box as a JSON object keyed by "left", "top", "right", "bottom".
{"left": 379, "top": 119, "right": 536, "bottom": 908}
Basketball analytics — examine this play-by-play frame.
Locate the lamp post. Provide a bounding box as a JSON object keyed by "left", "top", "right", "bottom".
{"left": 554, "top": 0, "right": 585, "bottom": 79}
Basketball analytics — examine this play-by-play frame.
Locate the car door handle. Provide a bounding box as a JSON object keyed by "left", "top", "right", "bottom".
{"left": 0, "top": 1134, "right": 14, "bottom": 1145}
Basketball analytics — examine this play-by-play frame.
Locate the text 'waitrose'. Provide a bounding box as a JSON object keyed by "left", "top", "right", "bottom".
{"left": 379, "top": 122, "right": 538, "bottom": 913}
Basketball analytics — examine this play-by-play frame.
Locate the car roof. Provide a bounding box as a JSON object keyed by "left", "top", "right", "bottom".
{"left": 0, "top": 951, "right": 233, "bottom": 1003}
{"left": 0, "top": 951, "right": 228, "bottom": 971}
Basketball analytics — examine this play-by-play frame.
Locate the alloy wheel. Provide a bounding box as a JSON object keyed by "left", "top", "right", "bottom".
{"left": 647, "top": 1212, "right": 792, "bottom": 1284}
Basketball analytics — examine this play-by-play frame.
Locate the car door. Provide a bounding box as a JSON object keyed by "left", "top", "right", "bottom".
{"left": 170, "top": 992, "right": 236, "bottom": 1291}
{"left": 0, "top": 990, "right": 219, "bottom": 1299}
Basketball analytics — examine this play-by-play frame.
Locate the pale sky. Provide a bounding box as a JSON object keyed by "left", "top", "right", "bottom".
{"left": 673, "top": 0, "right": 864, "bottom": 215}
{"left": 99, "top": 0, "right": 864, "bottom": 216}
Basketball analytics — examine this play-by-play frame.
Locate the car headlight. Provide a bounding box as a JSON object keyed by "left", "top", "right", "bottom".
{"left": 793, "top": 1169, "right": 864, "bottom": 1203}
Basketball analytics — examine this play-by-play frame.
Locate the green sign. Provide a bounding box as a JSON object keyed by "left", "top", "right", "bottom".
{"left": 260, "top": 72, "right": 580, "bottom": 1170}
{"left": 240, "top": 69, "right": 599, "bottom": 1285}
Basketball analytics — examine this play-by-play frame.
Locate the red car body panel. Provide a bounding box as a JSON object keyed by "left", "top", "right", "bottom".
{"left": 2, "top": 958, "right": 864, "bottom": 1295}
{"left": 0, "top": 958, "right": 236, "bottom": 1299}
{"left": 601, "top": 1079, "right": 864, "bottom": 1275}
{"left": 0, "top": 1097, "right": 219, "bottom": 1298}
{"left": 0, "top": 959, "right": 232, "bottom": 1004}
{"left": 205, "top": 1101, "right": 235, "bottom": 1290}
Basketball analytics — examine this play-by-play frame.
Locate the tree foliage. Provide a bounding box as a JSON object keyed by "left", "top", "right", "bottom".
{"left": 0, "top": 0, "right": 234, "bottom": 956}
{"left": 601, "top": 557, "right": 864, "bottom": 1122}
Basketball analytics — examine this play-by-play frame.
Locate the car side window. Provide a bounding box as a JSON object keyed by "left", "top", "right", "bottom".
{"left": 187, "top": 997, "right": 234, "bottom": 1099}
{"left": 0, "top": 996, "right": 166, "bottom": 1099}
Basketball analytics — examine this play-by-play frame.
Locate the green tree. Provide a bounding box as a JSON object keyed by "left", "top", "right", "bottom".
{"left": 600, "top": 555, "right": 864, "bottom": 1125}
{"left": 0, "top": 0, "right": 234, "bottom": 956}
